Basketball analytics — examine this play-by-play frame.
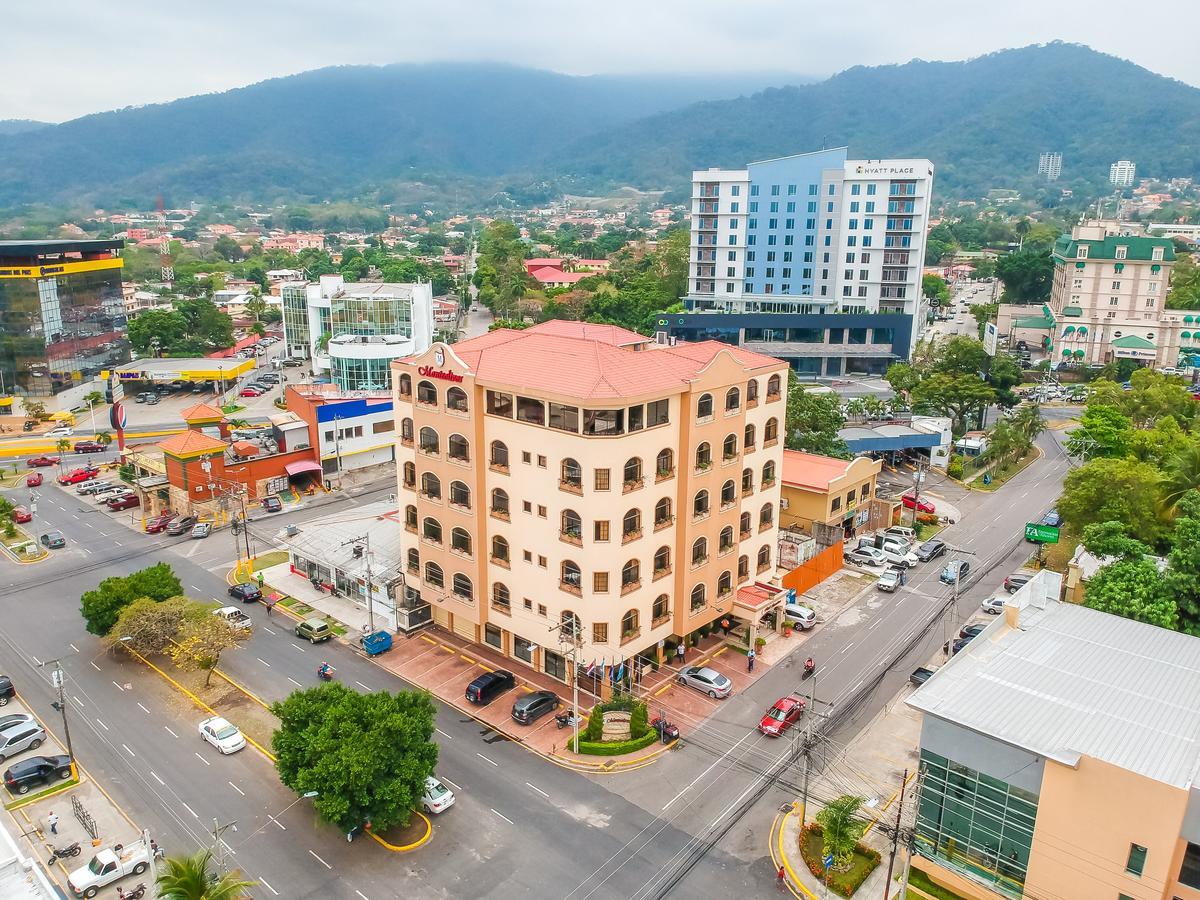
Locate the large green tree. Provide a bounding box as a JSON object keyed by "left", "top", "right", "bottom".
{"left": 80, "top": 563, "right": 183, "bottom": 636}
{"left": 913, "top": 373, "right": 996, "bottom": 435}
{"left": 1059, "top": 457, "right": 1165, "bottom": 545}
{"left": 1084, "top": 557, "right": 1176, "bottom": 630}
{"left": 1166, "top": 254, "right": 1200, "bottom": 310}
{"left": 1165, "top": 492, "right": 1200, "bottom": 633}
{"left": 784, "top": 375, "right": 849, "bottom": 459}
{"left": 996, "top": 249, "right": 1054, "bottom": 303}
{"left": 1066, "top": 404, "right": 1133, "bottom": 459}
{"left": 1162, "top": 443, "right": 1200, "bottom": 511}
{"left": 272, "top": 685, "right": 437, "bottom": 833}
{"left": 921, "top": 273, "right": 951, "bottom": 307}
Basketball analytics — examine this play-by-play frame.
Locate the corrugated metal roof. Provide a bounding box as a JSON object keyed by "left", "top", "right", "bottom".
{"left": 908, "top": 582, "right": 1200, "bottom": 789}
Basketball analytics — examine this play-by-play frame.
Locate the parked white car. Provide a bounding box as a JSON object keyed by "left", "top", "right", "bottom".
{"left": 198, "top": 716, "right": 246, "bottom": 754}
{"left": 878, "top": 545, "right": 920, "bottom": 568}
{"left": 421, "top": 776, "right": 455, "bottom": 814}
{"left": 981, "top": 596, "right": 1007, "bottom": 615}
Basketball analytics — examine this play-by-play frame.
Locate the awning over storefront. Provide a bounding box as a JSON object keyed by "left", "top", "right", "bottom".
{"left": 284, "top": 459, "right": 324, "bottom": 476}
{"left": 135, "top": 475, "right": 169, "bottom": 489}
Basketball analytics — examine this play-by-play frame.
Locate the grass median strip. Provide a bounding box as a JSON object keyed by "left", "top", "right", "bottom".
{"left": 3, "top": 776, "right": 79, "bottom": 811}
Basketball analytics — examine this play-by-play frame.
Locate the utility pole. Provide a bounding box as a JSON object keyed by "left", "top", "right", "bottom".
{"left": 211, "top": 818, "right": 237, "bottom": 875}
{"left": 42, "top": 659, "right": 74, "bottom": 764}
{"left": 342, "top": 533, "right": 375, "bottom": 634}
{"left": 908, "top": 462, "right": 927, "bottom": 529}
{"left": 881, "top": 768, "right": 908, "bottom": 900}
{"left": 897, "top": 773, "right": 925, "bottom": 900}
{"left": 333, "top": 414, "right": 344, "bottom": 490}
{"left": 547, "top": 618, "right": 582, "bottom": 755}
{"left": 797, "top": 670, "right": 832, "bottom": 825}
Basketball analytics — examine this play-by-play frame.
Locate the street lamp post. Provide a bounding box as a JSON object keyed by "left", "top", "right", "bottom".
{"left": 41, "top": 659, "right": 75, "bottom": 764}
{"left": 548, "top": 619, "right": 582, "bottom": 754}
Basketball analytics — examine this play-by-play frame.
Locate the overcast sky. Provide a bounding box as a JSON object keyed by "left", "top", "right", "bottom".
{"left": 6, "top": 0, "right": 1199, "bottom": 122}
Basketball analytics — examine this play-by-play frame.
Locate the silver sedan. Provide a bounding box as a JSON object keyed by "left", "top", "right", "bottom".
{"left": 676, "top": 665, "right": 733, "bottom": 699}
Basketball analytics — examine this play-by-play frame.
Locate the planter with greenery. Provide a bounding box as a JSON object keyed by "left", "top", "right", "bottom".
{"left": 571, "top": 695, "right": 654, "bottom": 756}
{"left": 796, "top": 796, "right": 881, "bottom": 898}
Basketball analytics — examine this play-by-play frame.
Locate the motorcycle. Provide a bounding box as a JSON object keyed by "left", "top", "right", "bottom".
{"left": 116, "top": 885, "right": 146, "bottom": 900}
{"left": 802, "top": 661, "right": 817, "bottom": 681}
{"left": 46, "top": 841, "right": 81, "bottom": 865}
{"left": 554, "top": 710, "right": 581, "bottom": 730}
{"left": 317, "top": 665, "right": 335, "bottom": 682}
{"left": 650, "top": 716, "right": 680, "bottom": 743}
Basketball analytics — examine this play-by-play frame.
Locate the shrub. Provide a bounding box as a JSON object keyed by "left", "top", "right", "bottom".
{"left": 947, "top": 456, "right": 965, "bottom": 479}
{"left": 569, "top": 731, "right": 658, "bottom": 756}
{"left": 798, "top": 824, "right": 880, "bottom": 898}
{"left": 629, "top": 701, "right": 648, "bottom": 739}
{"left": 584, "top": 703, "right": 604, "bottom": 742}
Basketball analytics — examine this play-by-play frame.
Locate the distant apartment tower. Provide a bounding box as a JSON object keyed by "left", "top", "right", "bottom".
{"left": 1037, "top": 151, "right": 1062, "bottom": 181}
{"left": 676, "top": 148, "right": 934, "bottom": 375}
{"left": 1110, "top": 160, "right": 1137, "bottom": 187}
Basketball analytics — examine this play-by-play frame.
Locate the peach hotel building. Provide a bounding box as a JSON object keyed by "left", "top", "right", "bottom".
{"left": 392, "top": 321, "right": 788, "bottom": 685}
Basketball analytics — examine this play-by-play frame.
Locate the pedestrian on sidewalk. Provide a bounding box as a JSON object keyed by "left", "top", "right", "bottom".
{"left": 675, "top": 643, "right": 686, "bottom": 666}
{"left": 257, "top": 572, "right": 265, "bottom": 590}
{"left": 720, "top": 617, "right": 731, "bottom": 637}
{"left": 47, "top": 811, "right": 58, "bottom": 835}
{"left": 747, "top": 648, "right": 756, "bottom": 673}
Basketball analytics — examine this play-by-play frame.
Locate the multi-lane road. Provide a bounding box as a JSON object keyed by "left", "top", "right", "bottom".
{"left": 0, "top": 420, "right": 1072, "bottom": 898}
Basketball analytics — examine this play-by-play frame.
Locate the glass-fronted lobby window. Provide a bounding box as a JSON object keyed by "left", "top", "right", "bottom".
{"left": 788, "top": 328, "right": 823, "bottom": 342}
{"left": 873, "top": 327, "right": 895, "bottom": 344}
{"left": 790, "top": 357, "right": 822, "bottom": 375}
{"left": 848, "top": 328, "right": 868, "bottom": 345}
{"left": 916, "top": 749, "right": 1038, "bottom": 898}
{"left": 330, "top": 355, "right": 392, "bottom": 391}
{"left": 281, "top": 285, "right": 311, "bottom": 357}
{"left": 332, "top": 295, "right": 413, "bottom": 337}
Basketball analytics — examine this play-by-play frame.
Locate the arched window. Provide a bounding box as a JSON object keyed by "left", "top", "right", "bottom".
{"left": 446, "top": 386, "right": 468, "bottom": 412}
{"left": 656, "top": 448, "right": 674, "bottom": 478}
{"left": 491, "top": 536, "right": 510, "bottom": 563}
{"left": 759, "top": 503, "right": 774, "bottom": 528}
{"left": 493, "top": 583, "right": 510, "bottom": 608}
{"left": 758, "top": 545, "right": 771, "bottom": 569}
{"left": 740, "top": 511, "right": 752, "bottom": 536}
{"left": 723, "top": 433, "right": 738, "bottom": 460}
{"left": 448, "top": 434, "right": 469, "bottom": 462}
{"left": 449, "top": 480, "right": 470, "bottom": 508}
{"left": 398, "top": 373, "right": 412, "bottom": 397}
{"left": 621, "top": 559, "right": 640, "bottom": 587}
{"left": 424, "top": 561, "right": 443, "bottom": 587}
{"left": 746, "top": 378, "right": 759, "bottom": 402}
{"left": 491, "top": 488, "right": 509, "bottom": 516}
{"left": 419, "top": 426, "right": 439, "bottom": 454}
{"left": 654, "top": 497, "right": 672, "bottom": 527}
{"left": 738, "top": 555, "right": 749, "bottom": 580}
{"left": 696, "top": 442, "right": 712, "bottom": 470}
{"left": 762, "top": 460, "right": 776, "bottom": 485}
{"left": 403, "top": 461, "right": 416, "bottom": 488}
{"left": 742, "top": 467, "right": 754, "bottom": 494}
{"left": 561, "top": 560, "right": 582, "bottom": 588}
{"left": 622, "top": 508, "right": 641, "bottom": 538}
{"left": 621, "top": 609, "right": 639, "bottom": 636}
{"left": 719, "top": 525, "right": 734, "bottom": 553}
{"left": 561, "top": 610, "right": 581, "bottom": 640}
{"left": 764, "top": 417, "right": 778, "bottom": 443}
{"left": 744, "top": 423, "right": 756, "bottom": 449}
{"left": 718, "top": 571, "right": 732, "bottom": 596}
{"left": 404, "top": 504, "right": 417, "bottom": 529}
{"left": 725, "top": 387, "right": 740, "bottom": 412}
{"left": 697, "top": 393, "right": 714, "bottom": 419}
{"left": 452, "top": 574, "right": 473, "bottom": 602}
{"left": 451, "top": 527, "right": 471, "bottom": 555}
{"left": 653, "top": 594, "right": 669, "bottom": 621}
{"left": 490, "top": 440, "right": 509, "bottom": 468}
{"left": 767, "top": 374, "right": 781, "bottom": 398}
{"left": 693, "top": 489, "right": 709, "bottom": 518}
{"left": 422, "top": 517, "right": 442, "bottom": 544}
{"left": 400, "top": 418, "right": 413, "bottom": 443}
{"left": 692, "top": 537, "right": 708, "bottom": 565}
{"left": 690, "top": 584, "right": 706, "bottom": 611}
{"left": 561, "top": 509, "right": 582, "bottom": 539}
{"left": 721, "top": 479, "right": 736, "bottom": 506}
{"left": 654, "top": 546, "right": 670, "bottom": 573}
{"left": 417, "top": 380, "right": 438, "bottom": 405}
{"left": 561, "top": 457, "right": 582, "bottom": 488}
{"left": 420, "top": 472, "right": 441, "bottom": 500}
{"left": 406, "top": 548, "right": 419, "bottom": 571}
{"left": 623, "top": 457, "right": 643, "bottom": 485}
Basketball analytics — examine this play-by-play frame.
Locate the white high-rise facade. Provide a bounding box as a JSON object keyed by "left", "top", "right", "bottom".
{"left": 1038, "top": 151, "right": 1062, "bottom": 180}
{"left": 1110, "top": 160, "right": 1137, "bottom": 187}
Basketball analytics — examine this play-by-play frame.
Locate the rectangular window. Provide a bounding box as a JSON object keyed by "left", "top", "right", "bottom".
{"left": 537, "top": 455, "right": 547, "bottom": 468}
{"left": 728, "top": 251, "right": 737, "bottom": 261}
{"left": 729, "top": 219, "right": 738, "bottom": 229}
{"left": 1178, "top": 842, "right": 1200, "bottom": 889}
{"left": 584, "top": 409, "right": 624, "bottom": 436}
{"left": 1126, "top": 844, "right": 1147, "bottom": 876}
{"left": 372, "top": 419, "right": 393, "bottom": 434}
{"left": 730, "top": 202, "right": 739, "bottom": 213}
{"left": 487, "top": 390, "right": 514, "bottom": 417}
{"left": 785, "top": 218, "right": 795, "bottom": 229}
{"left": 808, "top": 184, "right": 818, "bottom": 196}
{"left": 768, "top": 235, "right": 777, "bottom": 245}
{"left": 593, "top": 623, "right": 609, "bottom": 644}
{"left": 594, "top": 520, "right": 610, "bottom": 542}
{"left": 593, "top": 572, "right": 609, "bottom": 593}
{"left": 846, "top": 236, "right": 856, "bottom": 247}
{"left": 627, "top": 405, "right": 645, "bottom": 432}
{"left": 865, "top": 201, "right": 875, "bottom": 213}
{"left": 647, "top": 398, "right": 669, "bottom": 427}
{"left": 783, "top": 252, "right": 793, "bottom": 262}
{"left": 538, "top": 555, "right": 547, "bottom": 568}
{"left": 522, "top": 451, "right": 531, "bottom": 464}
{"left": 537, "top": 604, "right": 547, "bottom": 617}
{"left": 850, "top": 184, "right": 861, "bottom": 195}
{"left": 524, "top": 550, "right": 532, "bottom": 563}
{"left": 828, "top": 328, "right": 844, "bottom": 344}
{"left": 768, "top": 218, "right": 778, "bottom": 229}
{"left": 750, "top": 185, "right": 759, "bottom": 196}
{"left": 771, "top": 184, "right": 780, "bottom": 196}
{"left": 516, "top": 396, "right": 545, "bottom": 425}
{"left": 523, "top": 500, "right": 532, "bottom": 513}
{"left": 730, "top": 185, "right": 740, "bottom": 196}
{"left": 769, "top": 203, "right": 778, "bottom": 214}
{"left": 784, "top": 235, "right": 794, "bottom": 245}
{"left": 786, "top": 201, "right": 795, "bottom": 213}
{"left": 787, "top": 184, "right": 797, "bottom": 195}
{"left": 866, "top": 184, "right": 876, "bottom": 195}
{"left": 549, "top": 402, "right": 579, "bottom": 432}
{"left": 594, "top": 468, "right": 611, "bottom": 491}
{"left": 537, "top": 505, "right": 547, "bottom": 518}
{"left": 849, "top": 201, "right": 859, "bottom": 212}
{"left": 1112, "top": 281, "right": 1122, "bottom": 290}
{"left": 862, "top": 237, "right": 872, "bottom": 247}
{"left": 728, "top": 235, "right": 737, "bottom": 245}
{"left": 749, "top": 202, "right": 758, "bottom": 213}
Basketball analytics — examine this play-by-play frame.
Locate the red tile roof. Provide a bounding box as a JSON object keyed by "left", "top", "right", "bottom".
{"left": 428, "top": 322, "right": 785, "bottom": 401}
{"left": 781, "top": 449, "right": 853, "bottom": 491}
{"left": 524, "top": 257, "right": 564, "bottom": 271}
{"left": 529, "top": 267, "right": 589, "bottom": 285}
{"left": 178, "top": 402, "right": 225, "bottom": 421}
{"left": 158, "top": 430, "right": 227, "bottom": 456}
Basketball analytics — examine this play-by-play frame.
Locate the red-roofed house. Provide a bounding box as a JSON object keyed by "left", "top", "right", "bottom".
{"left": 523, "top": 257, "right": 564, "bottom": 274}
{"left": 780, "top": 449, "right": 884, "bottom": 537}
{"left": 392, "top": 321, "right": 789, "bottom": 686}
{"left": 528, "top": 266, "right": 590, "bottom": 288}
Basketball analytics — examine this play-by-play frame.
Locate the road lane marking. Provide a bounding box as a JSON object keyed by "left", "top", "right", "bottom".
{"left": 228, "top": 781, "right": 245, "bottom": 796}
{"left": 256, "top": 657, "right": 271, "bottom": 667}
{"left": 287, "top": 677, "right": 302, "bottom": 688}
{"left": 662, "top": 731, "right": 753, "bottom": 811}
{"left": 839, "top": 642, "right": 855, "bottom": 654}
{"left": 31, "top": 655, "right": 41, "bottom": 666}
{"left": 476, "top": 752, "right": 499, "bottom": 767}
{"left": 113, "top": 540, "right": 122, "bottom": 546}
{"left": 525, "top": 782, "right": 549, "bottom": 798}
{"left": 354, "top": 681, "right": 370, "bottom": 690}
{"left": 90, "top": 661, "right": 101, "bottom": 671}
{"left": 441, "top": 777, "right": 461, "bottom": 790}
{"left": 491, "top": 808, "right": 513, "bottom": 825}
{"left": 356, "top": 892, "right": 369, "bottom": 900}
{"left": 71, "top": 696, "right": 83, "bottom": 709}
{"left": 195, "top": 752, "right": 210, "bottom": 766}
{"left": 308, "top": 849, "right": 332, "bottom": 869}
{"left": 95, "top": 718, "right": 109, "bottom": 731}
{"left": 270, "top": 817, "right": 286, "bottom": 831}
{"left": 190, "top": 584, "right": 202, "bottom": 592}
{"left": 83, "top": 547, "right": 93, "bottom": 555}
{"left": 435, "top": 728, "right": 452, "bottom": 739}
{"left": 164, "top": 726, "right": 178, "bottom": 738}
{"left": 182, "top": 801, "right": 199, "bottom": 818}
{"left": 150, "top": 771, "right": 165, "bottom": 786}
{"left": 290, "top": 644, "right": 305, "bottom": 652}
{"left": 113, "top": 681, "right": 125, "bottom": 691}
{"left": 259, "top": 878, "right": 279, "bottom": 896}
{"left": 263, "top": 627, "right": 277, "bottom": 635}
{"left": 122, "top": 744, "right": 135, "bottom": 757}
{"left": 69, "top": 644, "right": 79, "bottom": 653}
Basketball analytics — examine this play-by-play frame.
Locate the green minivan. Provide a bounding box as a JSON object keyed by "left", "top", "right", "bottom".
{"left": 295, "top": 618, "right": 333, "bottom": 644}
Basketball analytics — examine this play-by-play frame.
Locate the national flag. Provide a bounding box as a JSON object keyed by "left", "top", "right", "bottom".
{"left": 585, "top": 659, "right": 596, "bottom": 678}
{"left": 616, "top": 657, "right": 626, "bottom": 682}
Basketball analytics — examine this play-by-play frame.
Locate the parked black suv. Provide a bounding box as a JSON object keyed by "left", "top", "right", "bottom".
{"left": 915, "top": 539, "right": 947, "bottom": 562}
{"left": 228, "top": 584, "right": 262, "bottom": 603}
{"left": 0, "top": 676, "right": 14, "bottom": 707}
{"left": 4, "top": 754, "right": 72, "bottom": 795}
{"left": 512, "top": 691, "right": 559, "bottom": 725}
{"left": 465, "top": 670, "right": 515, "bottom": 706}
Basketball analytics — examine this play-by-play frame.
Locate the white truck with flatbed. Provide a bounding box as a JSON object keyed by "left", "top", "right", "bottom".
{"left": 67, "top": 843, "right": 149, "bottom": 898}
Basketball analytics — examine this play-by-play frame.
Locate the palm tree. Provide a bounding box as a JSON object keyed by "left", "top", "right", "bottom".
{"left": 96, "top": 431, "right": 114, "bottom": 447}
{"left": 54, "top": 438, "right": 71, "bottom": 474}
{"left": 1010, "top": 403, "right": 1045, "bottom": 445}
{"left": 1162, "top": 442, "right": 1200, "bottom": 510}
{"left": 156, "top": 849, "right": 254, "bottom": 900}
{"left": 1015, "top": 218, "right": 1032, "bottom": 250}
{"left": 815, "top": 795, "right": 868, "bottom": 870}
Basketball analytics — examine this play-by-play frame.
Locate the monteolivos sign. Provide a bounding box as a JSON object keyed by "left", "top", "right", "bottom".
{"left": 602, "top": 710, "right": 632, "bottom": 741}
{"left": 417, "top": 346, "right": 466, "bottom": 383}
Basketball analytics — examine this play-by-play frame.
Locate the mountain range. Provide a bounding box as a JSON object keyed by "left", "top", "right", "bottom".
{"left": 0, "top": 43, "right": 1197, "bottom": 210}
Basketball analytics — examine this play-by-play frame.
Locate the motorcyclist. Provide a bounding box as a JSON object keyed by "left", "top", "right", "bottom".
{"left": 804, "top": 657, "right": 815, "bottom": 674}
{"left": 318, "top": 661, "right": 333, "bottom": 679}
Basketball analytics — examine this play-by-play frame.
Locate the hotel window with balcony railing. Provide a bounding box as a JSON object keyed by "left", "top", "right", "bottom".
{"left": 446, "top": 386, "right": 469, "bottom": 412}
{"left": 416, "top": 380, "right": 438, "bottom": 406}
{"left": 489, "top": 440, "right": 509, "bottom": 472}
{"left": 740, "top": 512, "right": 752, "bottom": 540}
{"left": 690, "top": 584, "right": 706, "bottom": 613}
{"left": 692, "top": 537, "right": 708, "bottom": 567}
{"left": 652, "top": 594, "right": 669, "bottom": 627}
{"left": 744, "top": 423, "right": 756, "bottom": 451}
{"left": 406, "top": 548, "right": 419, "bottom": 574}
{"left": 450, "top": 528, "right": 472, "bottom": 557}
{"left": 422, "top": 517, "right": 442, "bottom": 545}
{"left": 622, "top": 509, "right": 642, "bottom": 544}
{"left": 654, "top": 498, "right": 673, "bottom": 531}
{"left": 398, "top": 373, "right": 412, "bottom": 398}
{"left": 757, "top": 545, "right": 771, "bottom": 572}
{"left": 623, "top": 457, "right": 644, "bottom": 491}
{"left": 766, "top": 374, "right": 782, "bottom": 400}
{"left": 420, "top": 472, "right": 441, "bottom": 501}
{"left": 560, "top": 457, "right": 583, "bottom": 493}
{"left": 404, "top": 505, "right": 418, "bottom": 532}
{"left": 452, "top": 574, "right": 473, "bottom": 603}
{"left": 717, "top": 571, "right": 732, "bottom": 597}
{"left": 492, "top": 582, "right": 510, "bottom": 612}
{"left": 653, "top": 546, "right": 671, "bottom": 579}
{"left": 742, "top": 467, "right": 754, "bottom": 496}
{"left": 561, "top": 509, "right": 582, "bottom": 545}
{"left": 621, "top": 561, "right": 640, "bottom": 594}
{"left": 621, "top": 609, "right": 640, "bottom": 642}
{"left": 448, "top": 434, "right": 469, "bottom": 463}
{"left": 693, "top": 490, "right": 710, "bottom": 520}
{"left": 402, "top": 462, "right": 416, "bottom": 489}
{"left": 491, "top": 488, "right": 510, "bottom": 520}
{"left": 418, "top": 427, "right": 439, "bottom": 455}
{"left": 424, "top": 561, "right": 443, "bottom": 588}
{"left": 738, "top": 555, "right": 749, "bottom": 581}
{"left": 656, "top": 448, "right": 674, "bottom": 481}
{"left": 719, "top": 526, "right": 734, "bottom": 554}
{"left": 491, "top": 536, "right": 510, "bottom": 566}
{"left": 561, "top": 561, "right": 582, "bottom": 595}
{"left": 723, "top": 434, "right": 738, "bottom": 461}
{"left": 721, "top": 480, "right": 737, "bottom": 509}
{"left": 759, "top": 503, "right": 774, "bottom": 530}
{"left": 400, "top": 418, "right": 413, "bottom": 445}
{"left": 449, "top": 480, "right": 470, "bottom": 509}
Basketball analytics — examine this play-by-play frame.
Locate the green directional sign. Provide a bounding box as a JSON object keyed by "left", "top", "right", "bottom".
{"left": 1025, "top": 523, "right": 1060, "bottom": 544}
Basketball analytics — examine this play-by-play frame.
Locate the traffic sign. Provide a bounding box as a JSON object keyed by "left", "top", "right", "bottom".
{"left": 823, "top": 853, "right": 834, "bottom": 869}
{"left": 1024, "top": 523, "right": 1060, "bottom": 544}
{"left": 51, "top": 669, "right": 64, "bottom": 688}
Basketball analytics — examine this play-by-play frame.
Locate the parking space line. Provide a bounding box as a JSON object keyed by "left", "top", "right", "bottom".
{"left": 441, "top": 776, "right": 461, "bottom": 790}
{"left": 287, "top": 677, "right": 302, "bottom": 688}
{"left": 122, "top": 744, "right": 135, "bottom": 757}
{"left": 95, "top": 718, "right": 108, "bottom": 731}
{"left": 271, "top": 817, "right": 286, "bottom": 831}
{"left": 263, "top": 627, "right": 277, "bottom": 635}
{"left": 259, "top": 878, "right": 279, "bottom": 896}
{"left": 460, "top": 655, "right": 475, "bottom": 664}
{"left": 256, "top": 657, "right": 271, "bottom": 667}
{"left": 354, "top": 681, "right": 370, "bottom": 690}
{"left": 69, "top": 644, "right": 79, "bottom": 653}
{"left": 164, "top": 726, "right": 178, "bottom": 738}
{"left": 525, "top": 782, "right": 549, "bottom": 798}
{"left": 491, "top": 808, "right": 513, "bottom": 825}
{"left": 137, "top": 702, "right": 150, "bottom": 714}
{"left": 228, "top": 781, "right": 245, "bottom": 796}
{"left": 150, "top": 771, "right": 165, "bottom": 786}
{"left": 476, "top": 753, "right": 499, "bottom": 767}
{"left": 435, "top": 728, "right": 452, "bottom": 740}
{"left": 90, "top": 661, "right": 101, "bottom": 671}
{"left": 654, "top": 682, "right": 672, "bottom": 697}
{"left": 308, "top": 849, "right": 332, "bottom": 869}
{"left": 195, "top": 752, "right": 210, "bottom": 766}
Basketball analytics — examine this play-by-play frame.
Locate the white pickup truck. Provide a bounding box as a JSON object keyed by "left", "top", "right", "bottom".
{"left": 67, "top": 843, "right": 149, "bottom": 898}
